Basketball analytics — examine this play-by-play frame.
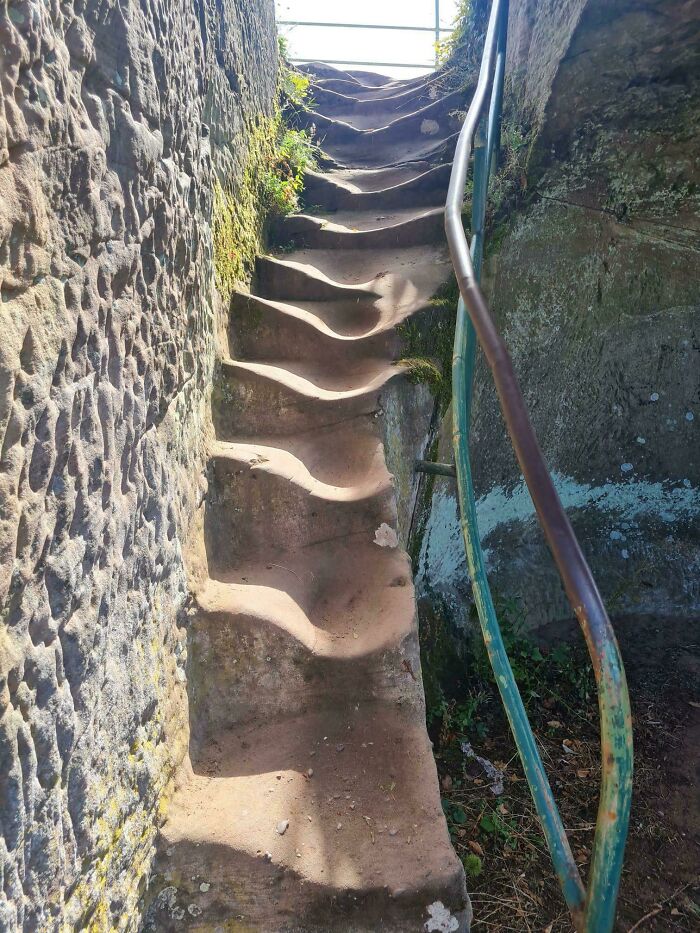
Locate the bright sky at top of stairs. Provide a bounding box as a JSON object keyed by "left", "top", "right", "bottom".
{"left": 276, "top": 0, "right": 462, "bottom": 77}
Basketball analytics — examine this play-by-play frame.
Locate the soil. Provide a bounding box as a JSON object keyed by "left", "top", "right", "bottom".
{"left": 430, "top": 613, "right": 699, "bottom": 931}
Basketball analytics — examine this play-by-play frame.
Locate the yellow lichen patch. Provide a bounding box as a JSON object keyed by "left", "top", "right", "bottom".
{"left": 57, "top": 586, "right": 189, "bottom": 933}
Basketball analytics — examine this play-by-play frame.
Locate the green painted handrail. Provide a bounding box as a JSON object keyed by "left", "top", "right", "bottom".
{"left": 443, "top": 1, "right": 633, "bottom": 930}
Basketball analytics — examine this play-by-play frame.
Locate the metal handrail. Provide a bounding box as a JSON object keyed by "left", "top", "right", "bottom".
{"left": 444, "top": 1, "right": 633, "bottom": 930}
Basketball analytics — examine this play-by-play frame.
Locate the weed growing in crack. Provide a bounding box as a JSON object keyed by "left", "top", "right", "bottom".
{"left": 261, "top": 128, "right": 320, "bottom": 217}
{"left": 394, "top": 357, "right": 443, "bottom": 390}
{"left": 436, "top": 0, "right": 490, "bottom": 82}
{"left": 396, "top": 275, "right": 461, "bottom": 409}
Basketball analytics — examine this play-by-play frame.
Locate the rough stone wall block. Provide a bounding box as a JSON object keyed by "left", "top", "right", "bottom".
{"left": 0, "top": 1, "right": 277, "bottom": 929}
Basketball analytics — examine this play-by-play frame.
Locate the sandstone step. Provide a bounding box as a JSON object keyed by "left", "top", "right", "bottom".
{"left": 205, "top": 440, "right": 396, "bottom": 567}
{"left": 213, "top": 358, "right": 398, "bottom": 436}
{"left": 327, "top": 130, "right": 459, "bottom": 170}
{"left": 308, "top": 82, "right": 447, "bottom": 129}
{"left": 297, "top": 90, "right": 464, "bottom": 147}
{"left": 220, "top": 419, "right": 391, "bottom": 485}
{"left": 229, "top": 292, "right": 391, "bottom": 363}
{"left": 303, "top": 164, "right": 450, "bottom": 212}
{"left": 277, "top": 207, "right": 445, "bottom": 250}
{"left": 328, "top": 163, "right": 435, "bottom": 192}
{"left": 300, "top": 61, "right": 398, "bottom": 87}
{"left": 254, "top": 255, "right": 378, "bottom": 302}
{"left": 261, "top": 244, "right": 452, "bottom": 314}
{"left": 188, "top": 540, "right": 421, "bottom": 742}
{"left": 145, "top": 708, "right": 469, "bottom": 932}
{"left": 309, "top": 104, "right": 461, "bottom": 167}
{"left": 302, "top": 63, "right": 432, "bottom": 98}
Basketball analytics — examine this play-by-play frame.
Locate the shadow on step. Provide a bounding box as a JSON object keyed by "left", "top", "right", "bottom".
{"left": 189, "top": 531, "right": 422, "bottom": 748}
{"left": 146, "top": 709, "right": 470, "bottom": 931}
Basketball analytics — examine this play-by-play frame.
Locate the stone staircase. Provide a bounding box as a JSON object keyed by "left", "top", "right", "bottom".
{"left": 144, "top": 64, "right": 469, "bottom": 932}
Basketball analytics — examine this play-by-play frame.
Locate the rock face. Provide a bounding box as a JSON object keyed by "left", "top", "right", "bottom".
{"left": 416, "top": 0, "right": 700, "bottom": 634}
{"left": 0, "top": 1, "right": 276, "bottom": 930}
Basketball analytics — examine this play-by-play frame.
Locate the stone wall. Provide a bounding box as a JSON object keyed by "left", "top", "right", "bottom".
{"left": 416, "top": 0, "right": 700, "bottom": 634}
{"left": 0, "top": 1, "right": 276, "bottom": 929}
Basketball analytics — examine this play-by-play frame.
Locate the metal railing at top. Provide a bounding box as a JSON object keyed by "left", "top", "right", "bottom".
{"left": 441, "top": 0, "right": 633, "bottom": 929}
{"left": 279, "top": 1, "right": 450, "bottom": 69}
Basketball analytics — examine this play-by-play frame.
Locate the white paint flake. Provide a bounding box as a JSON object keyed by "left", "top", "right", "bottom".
{"left": 425, "top": 900, "right": 460, "bottom": 932}
{"left": 374, "top": 523, "right": 398, "bottom": 548}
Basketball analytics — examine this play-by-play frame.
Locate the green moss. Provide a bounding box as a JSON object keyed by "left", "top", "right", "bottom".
{"left": 418, "top": 593, "right": 470, "bottom": 728}
{"left": 395, "top": 357, "right": 443, "bottom": 388}
{"left": 408, "top": 433, "right": 440, "bottom": 569}
{"left": 396, "top": 275, "right": 460, "bottom": 412}
{"left": 261, "top": 127, "right": 319, "bottom": 216}
{"left": 213, "top": 114, "right": 280, "bottom": 300}
{"left": 213, "top": 114, "right": 319, "bottom": 301}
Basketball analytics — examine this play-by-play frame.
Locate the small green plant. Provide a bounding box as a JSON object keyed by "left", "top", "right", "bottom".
{"left": 486, "top": 120, "right": 533, "bottom": 225}
{"left": 478, "top": 806, "right": 520, "bottom": 849}
{"left": 395, "top": 275, "right": 461, "bottom": 410}
{"left": 470, "top": 594, "right": 595, "bottom": 713}
{"left": 463, "top": 853, "right": 483, "bottom": 878}
{"left": 434, "top": 693, "right": 489, "bottom": 744}
{"left": 394, "top": 357, "right": 443, "bottom": 389}
{"left": 283, "top": 69, "right": 313, "bottom": 108}
{"left": 278, "top": 34, "right": 314, "bottom": 108}
{"left": 435, "top": 0, "right": 490, "bottom": 79}
{"left": 261, "top": 128, "right": 319, "bottom": 216}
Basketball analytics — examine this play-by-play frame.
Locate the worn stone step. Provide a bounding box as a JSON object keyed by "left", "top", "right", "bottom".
{"left": 303, "top": 163, "right": 450, "bottom": 212}
{"left": 213, "top": 358, "right": 398, "bottom": 436}
{"left": 205, "top": 440, "right": 396, "bottom": 567}
{"left": 187, "top": 538, "right": 420, "bottom": 743}
{"left": 145, "top": 708, "right": 470, "bottom": 932}
{"left": 301, "top": 63, "right": 432, "bottom": 98}
{"left": 297, "top": 90, "right": 464, "bottom": 147}
{"left": 308, "top": 81, "right": 446, "bottom": 129}
{"left": 305, "top": 97, "right": 462, "bottom": 167}
{"left": 229, "top": 292, "right": 391, "bottom": 363}
{"left": 277, "top": 207, "right": 445, "bottom": 250}
{"left": 258, "top": 243, "right": 451, "bottom": 302}
{"left": 254, "top": 255, "right": 379, "bottom": 302}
